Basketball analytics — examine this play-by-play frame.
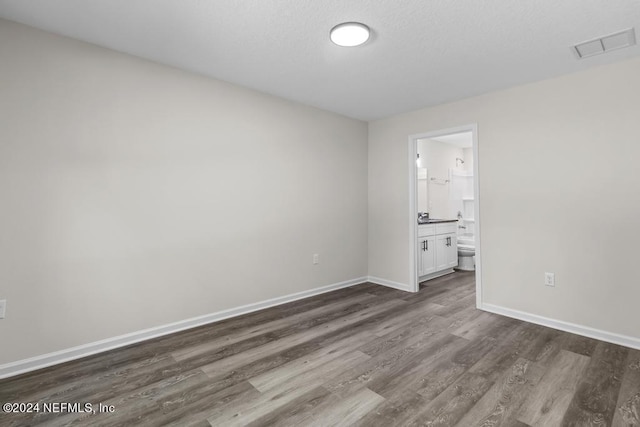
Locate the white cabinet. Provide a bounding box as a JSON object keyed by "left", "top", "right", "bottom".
{"left": 418, "top": 222, "right": 458, "bottom": 281}
{"left": 436, "top": 234, "right": 458, "bottom": 271}
{"left": 418, "top": 236, "right": 436, "bottom": 277}
{"left": 446, "top": 234, "right": 458, "bottom": 269}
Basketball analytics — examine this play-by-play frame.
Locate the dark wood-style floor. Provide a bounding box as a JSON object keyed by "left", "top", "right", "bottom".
{"left": 1, "top": 272, "right": 639, "bottom": 426}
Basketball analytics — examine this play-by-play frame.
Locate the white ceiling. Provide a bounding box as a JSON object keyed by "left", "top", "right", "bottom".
{"left": 1, "top": 1, "right": 639, "bottom": 121}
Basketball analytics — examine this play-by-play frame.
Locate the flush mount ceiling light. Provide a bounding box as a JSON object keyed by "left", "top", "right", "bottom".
{"left": 330, "top": 22, "right": 370, "bottom": 47}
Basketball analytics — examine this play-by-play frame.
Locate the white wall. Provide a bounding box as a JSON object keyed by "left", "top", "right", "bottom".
{"left": 369, "top": 56, "right": 640, "bottom": 341}
{"left": 463, "top": 147, "right": 473, "bottom": 172}
{"left": 0, "top": 19, "right": 368, "bottom": 365}
{"left": 416, "top": 175, "right": 428, "bottom": 214}
{"left": 418, "top": 138, "right": 463, "bottom": 219}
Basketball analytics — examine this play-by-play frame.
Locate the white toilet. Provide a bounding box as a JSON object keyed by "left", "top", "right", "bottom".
{"left": 457, "top": 233, "right": 475, "bottom": 271}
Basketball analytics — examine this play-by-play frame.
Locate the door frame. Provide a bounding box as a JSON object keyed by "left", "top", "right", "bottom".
{"left": 407, "top": 124, "right": 482, "bottom": 308}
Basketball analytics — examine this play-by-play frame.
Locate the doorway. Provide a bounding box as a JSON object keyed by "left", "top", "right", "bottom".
{"left": 408, "top": 124, "right": 482, "bottom": 308}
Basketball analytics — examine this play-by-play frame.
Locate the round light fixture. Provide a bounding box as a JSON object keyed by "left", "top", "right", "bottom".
{"left": 330, "top": 22, "right": 370, "bottom": 47}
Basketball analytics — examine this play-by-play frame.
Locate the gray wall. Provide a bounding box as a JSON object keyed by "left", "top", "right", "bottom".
{"left": 369, "top": 56, "right": 640, "bottom": 341}
{"left": 0, "top": 19, "right": 368, "bottom": 365}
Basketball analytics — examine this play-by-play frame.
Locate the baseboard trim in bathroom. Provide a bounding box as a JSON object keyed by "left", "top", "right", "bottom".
{"left": 418, "top": 269, "right": 456, "bottom": 283}
{"left": 481, "top": 302, "right": 640, "bottom": 350}
{"left": 0, "top": 276, "right": 367, "bottom": 379}
{"left": 367, "top": 276, "right": 413, "bottom": 292}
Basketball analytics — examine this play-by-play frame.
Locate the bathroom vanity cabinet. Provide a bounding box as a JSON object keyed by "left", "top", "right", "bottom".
{"left": 418, "top": 222, "right": 458, "bottom": 281}
{"left": 418, "top": 234, "right": 437, "bottom": 276}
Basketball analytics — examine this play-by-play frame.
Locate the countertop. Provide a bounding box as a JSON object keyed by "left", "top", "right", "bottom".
{"left": 418, "top": 219, "right": 458, "bottom": 224}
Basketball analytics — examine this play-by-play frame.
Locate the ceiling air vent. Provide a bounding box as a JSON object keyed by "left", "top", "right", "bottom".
{"left": 572, "top": 28, "right": 636, "bottom": 59}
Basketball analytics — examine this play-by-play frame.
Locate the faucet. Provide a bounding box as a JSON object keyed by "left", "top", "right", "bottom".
{"left": 418, "top": 212, "right": 429, "bottom": 222}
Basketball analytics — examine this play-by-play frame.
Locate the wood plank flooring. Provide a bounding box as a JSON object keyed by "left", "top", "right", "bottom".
{"left": 1, "top": 272, "right": 639, "bottom": 426}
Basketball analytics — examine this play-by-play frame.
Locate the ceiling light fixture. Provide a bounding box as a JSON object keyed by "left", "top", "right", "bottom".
{"left": 330, "top": 22, "right": 370, "bottom": 47}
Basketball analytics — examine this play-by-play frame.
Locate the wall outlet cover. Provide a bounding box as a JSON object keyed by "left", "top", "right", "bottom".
{"left": 545, "top": 272, "right": 555, "bottom": 287}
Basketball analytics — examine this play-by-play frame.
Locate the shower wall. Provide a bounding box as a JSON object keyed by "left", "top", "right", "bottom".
{"left": 450, "top": 169, "right": 475, "bottom": 236}
{"left": 463, "top": 147, "right": 474, "bottom": 172}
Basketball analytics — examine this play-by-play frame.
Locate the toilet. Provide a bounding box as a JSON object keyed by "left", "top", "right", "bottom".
{"left": 456, "top": 233, "right": 475, "bottom": 271}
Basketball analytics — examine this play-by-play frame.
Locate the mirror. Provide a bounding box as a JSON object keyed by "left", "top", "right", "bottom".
{"left": 416, "top": 133, "right": 474, "bottom": 223}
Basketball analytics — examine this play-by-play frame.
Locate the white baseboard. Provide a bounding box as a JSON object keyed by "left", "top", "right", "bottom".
{"left": 367, "top": 276, "right": 413, "bottom": 292}
{"left": 0, "top": 277, "right": 367, "bottom": 379}
{"left": 481, "top": 303, "right": 640, "bottom": 351}
{"left": 419, "top": 269, "right": 456, "bottom": 283}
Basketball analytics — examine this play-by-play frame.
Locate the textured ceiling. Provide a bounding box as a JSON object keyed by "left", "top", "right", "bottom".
{"left": 1, "top": 0, "right": 639, "bottom": 120}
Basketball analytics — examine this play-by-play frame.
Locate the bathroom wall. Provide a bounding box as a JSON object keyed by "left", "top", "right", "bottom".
{"left": 463, "top": 147, "right": 474, "bottom": 172}
{"left": 416, "top": 173, "right": 429, "bottom": 214}
{"left": 417, "top": 138, "right": 463, "bottom": 219}
{"left": 0, "top": 19, "right": 368, "bottom": 366}
{"left": 369, "top": 56, "right": 640, "bottom": 343}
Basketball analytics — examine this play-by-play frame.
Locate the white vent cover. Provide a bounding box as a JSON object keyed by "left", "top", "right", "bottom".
{"left": 573, "top": 28, "right": 636, "bottom": 59}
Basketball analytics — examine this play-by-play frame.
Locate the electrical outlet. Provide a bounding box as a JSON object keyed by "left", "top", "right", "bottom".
{"left": 0, "top": 299, "right": 6, "bottom": 319}
{"left": 545, "top": 272, "right": 555, "bottom": 287}
{"left": 313, "top": 254, "right": 319, "bottom": 265}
